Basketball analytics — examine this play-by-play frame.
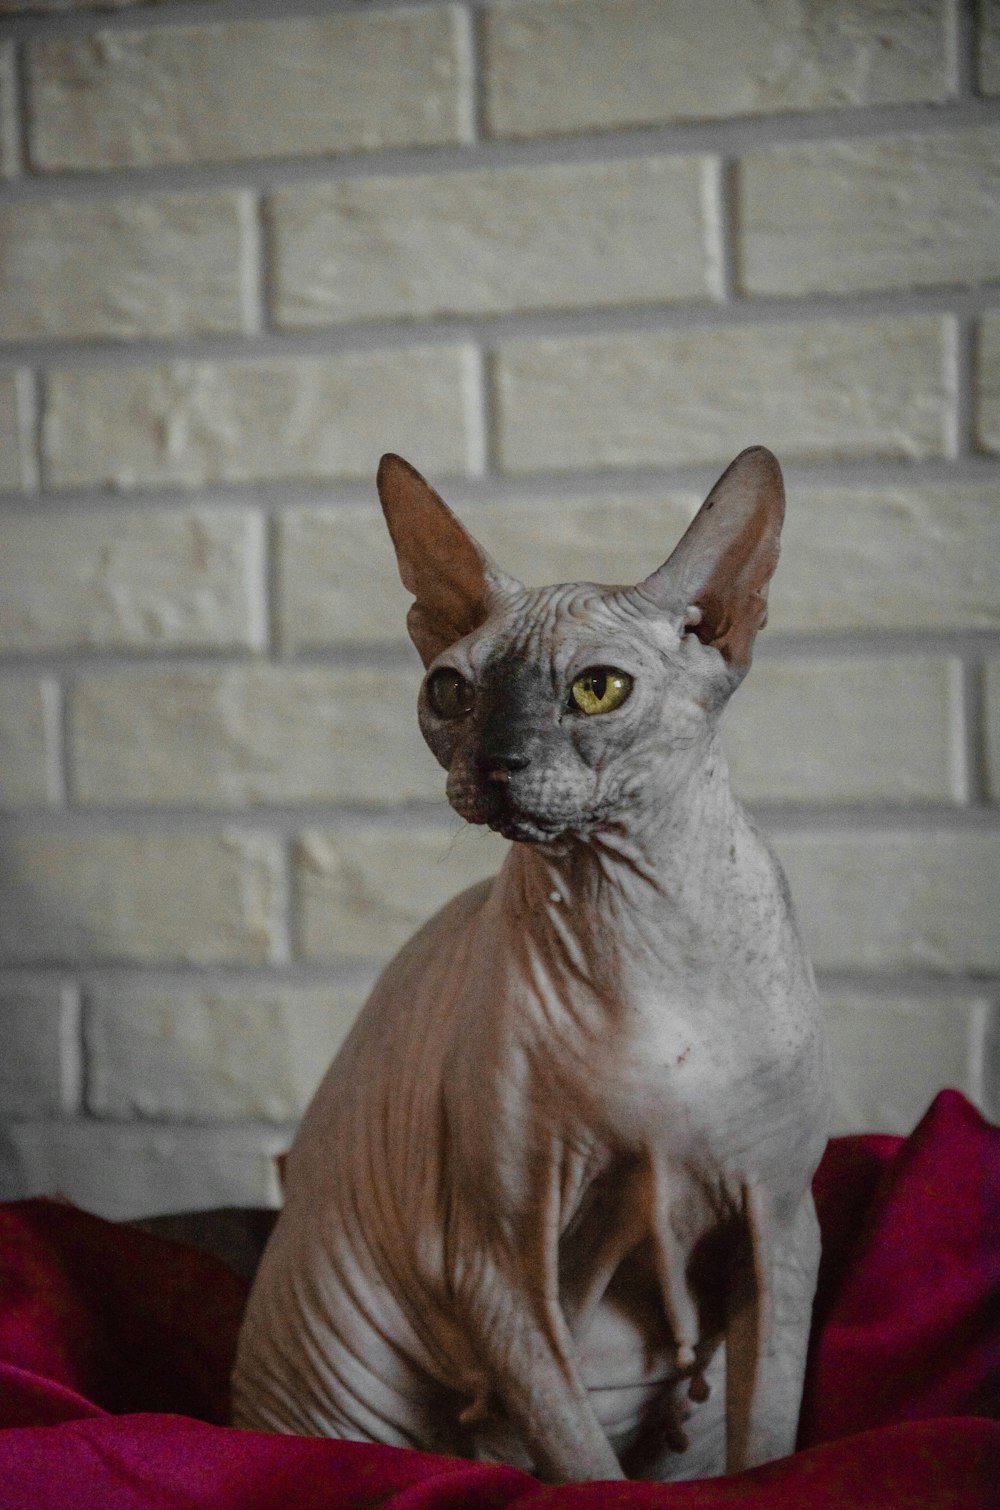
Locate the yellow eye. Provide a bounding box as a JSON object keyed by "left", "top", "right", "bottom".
{"left": 426, "top": 667, "right": 474, "bottom": 719}
{"left": 569, "top": 667, "right": 633, "bottom": 716}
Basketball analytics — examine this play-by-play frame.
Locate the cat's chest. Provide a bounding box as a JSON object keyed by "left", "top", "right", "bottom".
{"left": 487, "top": 952, "right": 821, "bottom": 1187}
{"left": 556, "top": 1000, "right": 762, "bottom": 1154}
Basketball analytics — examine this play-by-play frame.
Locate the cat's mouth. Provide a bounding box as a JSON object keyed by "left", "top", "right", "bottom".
{"left": 489, "top": 809, "right": 565, "bottom": 844}
{"left": 449, "top": 771, "right": 571, "bottom": 844}
{"left": 483, "top": 785, "right": 566, "bottom": 843}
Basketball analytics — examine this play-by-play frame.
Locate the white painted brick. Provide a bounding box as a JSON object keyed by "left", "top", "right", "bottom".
{"left": 277, "top": 506, "right": 420, "bottom": 652}
{"left": 0, "top": 984, "right": 79, "bottom": 1117}
{"left": 986, "top": 662, "right": 1000, "bottom": 803}
{"left": 0, "top": 192, "right": 249, "bottom": 342}
{"left": 0, "top": 43, "right": 17, "bottom": 178}
{"left": 276, "top": 494, "right": 700, "bottom": 652}
{"left": 482, "top": 0, "right": 947, "bottom": 138}
{"left": 86, "top": 983, "right": 365, "bottom": 1124}
{"left": 0, "top": 508, "right": 264, "bottom": 651}
{"left": 0, "top": 833, "right": 286, "bottom": 965}
{"left": 981, "top": 0, "right": 1000, "bottom": 94}
{"left": 1, "top": 1120, "right": 285, "bottom": 1218}
{"left": 270, "top": 156, "right": 714, "bottom": 329}
{"left": 0, "top": 370, "right": 29, "bottom": 492}
{"left": 296, "top": 827, "right": 509, "bottom": 961}
{"left": 494, "top": 316, "right": 949, "bottom": 471}
{"left": 724, "top": 657, "right": 963, "bottom": 805}
{"left": 740, "top": 126, "right": 1000, "bottom": 295}
{"left": 70, "top": 667, "right": 442, "bottom": 807}
{"left": 277, "top": 480, "right": 1000, "bottom": 652}
{"left": 443, "top": 494, "right": 702, "bottom": 588}
{"left": 0, "top": 677, "right": 57, "bottom": 808}
{"left": 0, "top": 1130, "right": 21, "bottom": 1199}
{"left": 822, "top": 991, "right": 990, "bottom": 1135}
{"left": 42, "top": 350, "right": 476, "bottom": 490}
{"left": 979, "top": 312, "right": 1000, "bottom": 454}
{"left": 772, "top": 483, "right": 1000, "bottom": 634}
{"left": 773, "top": 829, "right": 1000, "bottom": 973}
{"left": 27, "top": 8, "right": 471, "bottom": 171}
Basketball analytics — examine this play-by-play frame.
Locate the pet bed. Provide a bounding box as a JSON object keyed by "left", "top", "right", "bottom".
{"left": 0, "top": 1089, "right": 997, "bottom": 1508}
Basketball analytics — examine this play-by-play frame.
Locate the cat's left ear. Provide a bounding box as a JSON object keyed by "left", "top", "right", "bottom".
{"left": 637, "top": 446, "right": 784, "bottom": 673}
{"left": 377, "top": 454, "right": 519, "bottom": 666}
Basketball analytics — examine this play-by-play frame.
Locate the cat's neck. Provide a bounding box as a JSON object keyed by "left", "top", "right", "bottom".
{"left": 495, "top": 733, "right": 776, "bottom": 997}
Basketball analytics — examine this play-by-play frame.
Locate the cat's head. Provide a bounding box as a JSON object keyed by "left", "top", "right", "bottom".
{"left": 377, "top": 449, "right": 784, "bottom": 844}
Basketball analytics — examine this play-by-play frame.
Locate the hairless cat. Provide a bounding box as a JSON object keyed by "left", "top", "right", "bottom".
{"left": 232, "top": 446, "right": 832, "bottom": 1482}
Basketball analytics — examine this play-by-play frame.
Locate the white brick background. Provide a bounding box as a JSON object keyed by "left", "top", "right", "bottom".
{"left": 0, "top": 0, "right": 997, "bottom": 1218}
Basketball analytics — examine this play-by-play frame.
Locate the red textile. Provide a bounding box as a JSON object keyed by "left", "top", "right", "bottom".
{"left": 0, "top": 1089, "right": 997, "bottom": 1508}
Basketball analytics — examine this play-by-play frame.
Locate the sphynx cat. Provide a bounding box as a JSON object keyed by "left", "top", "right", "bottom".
{"left": 232, "top": 446, "right": 831, "bottom": 1482}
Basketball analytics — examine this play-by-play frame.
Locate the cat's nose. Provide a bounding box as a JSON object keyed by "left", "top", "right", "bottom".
{"left": 482, "top": 751, "right": 531, "bottom": 782}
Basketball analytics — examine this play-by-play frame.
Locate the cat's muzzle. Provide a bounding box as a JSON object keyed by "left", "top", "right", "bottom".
{"left": 451, "top": 765, "right": 573, "bottom": 845}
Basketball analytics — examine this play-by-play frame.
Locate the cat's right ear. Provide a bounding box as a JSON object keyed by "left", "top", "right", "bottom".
{"left": 377, "top": 454, "right": 518, "bottom": 666}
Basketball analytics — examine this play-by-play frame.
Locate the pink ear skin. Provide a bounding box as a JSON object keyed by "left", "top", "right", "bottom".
{"left": 376, "top": 454, "right": 516, "bottom": 667}
{"left": 638, "top": 447, "right": 785, "bottom": 671}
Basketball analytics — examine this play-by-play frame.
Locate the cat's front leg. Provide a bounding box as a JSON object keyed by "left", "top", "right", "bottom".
{"left": 725, "top": 1188, "right": 821, "bottom": 1472}
{"left": 447, "top": 1140, "right": 624, "bottom": 1484}
{"left": 457, "top": 1251, "right": 625, "bottom": 1482}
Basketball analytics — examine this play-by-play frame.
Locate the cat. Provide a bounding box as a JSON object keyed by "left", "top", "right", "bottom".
{"left": 231, "top": 446, "right": 831, "bottom": 1483}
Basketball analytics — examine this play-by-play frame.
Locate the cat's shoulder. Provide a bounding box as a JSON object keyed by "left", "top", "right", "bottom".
{"left": 366, "top": 872, "right": 498, "bottom": 1006}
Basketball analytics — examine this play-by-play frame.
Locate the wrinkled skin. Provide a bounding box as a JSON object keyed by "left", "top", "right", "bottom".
{"left": 232, "top": 449, "right": 832, "bottom": 1483}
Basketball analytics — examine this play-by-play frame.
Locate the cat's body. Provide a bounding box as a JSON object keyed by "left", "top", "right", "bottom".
{"left": 232, "top": 449, "right": 831, "bottom": 1482}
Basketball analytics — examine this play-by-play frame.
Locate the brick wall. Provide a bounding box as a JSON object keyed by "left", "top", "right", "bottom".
{"left": 0, "top": 0, "right": 997, "bottom": 1218}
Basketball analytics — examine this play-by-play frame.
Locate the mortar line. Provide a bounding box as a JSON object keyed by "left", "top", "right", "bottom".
{"left": 1, "top": 453, "right": 998, "bottom": 515}
{"left": 1, "top": 627, "right": 998, "bottom": 676}
{"left": 810, "top": 970, "right": 1000, "bottom": 1000}
{"left": 272, "top": 834, "right": 296, "bottom": 969}
{"left": 41, "top": 673, "right": 68, "bottom": 809}
{"left": 943, "top": 313, "right": 963, "bottom": 460}
{"left": 284, "top": 832, "right": 303, "bottom": 968}
{"left": 262, "top": 508, "right": 283, "bottom": 660}
{"left": 949, "top": 0, "right": 978, "bottom": 96}
{"left": 60, "top": 977, "right": 86, "bottom": 1118}
{"left": 2, "top": 283, "right": 999, "bottom": 371}
{"left": 946, "top": 311, "right": 977, "bottom": 458}
{"left": 700, "top": 155, "right": 735, "bottom": 304}
{"left": 1, "top": 0, "right": 464, "bottom": 41}
{"left": 28, "top": 367, "right": 47, "bottom": 492}
{"left": 57, "top": 667, "right": 79, "bottom": 810}
{"left": 961, "top": 657, "right": 990, "bottom": 804}
{"left": 982, "top": 996, "right": 1000, "bottom": 1118}
{"left": 462, "top": 342, "right": 491, "bottom": 477}
{"left": 459, "top": 0, "right": 482, "bottom": 146}
{"left": 0, "top": 961, "right": 385, "bottom": 993}
{"left": 0, "top": 802, "right": 997, "bottom": 838}
{"left": 965, "top": 995, "right": 991, "bottom": 1109}
{"left": 1, "top": 958, "right": 999, "bottom": 999}
{"left": 0, "top": 957, "right": 995, "bottom": 997}
{"left": 970, "top": 311, "right": 988, "bottom": 450}
{"left": 3, "top": 38, "right": 25, "bottom": 179}
{"left": 2, "top": 100, "right": 998, "bottom": 205}
{"left": 77, "top": 978, "right": 98, "bottom": 1121}
{"left": 237, "top": 190, "right": 267, "bottom": 337}
{"left": 13, "top": 367, "right": 41, "bottom": 494}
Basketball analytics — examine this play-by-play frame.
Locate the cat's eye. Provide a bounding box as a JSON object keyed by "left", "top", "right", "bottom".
{"left": 569, "top": 667, "right": 633, "bottom": 716}
{"left": 426, "top": 667, "right": 475, "bottom": 719}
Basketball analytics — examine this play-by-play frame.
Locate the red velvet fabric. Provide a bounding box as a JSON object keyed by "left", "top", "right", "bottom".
{"left": 1, "top": 1089, "right": 997, "bottom": 1508}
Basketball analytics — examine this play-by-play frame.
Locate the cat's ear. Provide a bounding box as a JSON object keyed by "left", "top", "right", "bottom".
{"left": 638, "top": 446, "right": 784, "bottom": 672}
{"left": 377, "top": 454, "right": 519, "bottom": 666}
